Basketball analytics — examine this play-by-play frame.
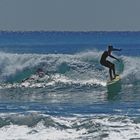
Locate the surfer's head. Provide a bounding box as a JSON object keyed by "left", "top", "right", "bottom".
{"left": 108, "top": 45, "right": 113, "bottom": 51}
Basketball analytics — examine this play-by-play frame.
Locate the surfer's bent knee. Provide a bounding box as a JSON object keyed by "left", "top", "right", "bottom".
{"left": 110, "top": 63, "right": 114, "bottom": 69}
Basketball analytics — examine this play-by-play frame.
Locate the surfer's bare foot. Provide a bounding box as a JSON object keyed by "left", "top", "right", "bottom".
{"left": 110, "top": 77, "right": 114, "bottom": 80}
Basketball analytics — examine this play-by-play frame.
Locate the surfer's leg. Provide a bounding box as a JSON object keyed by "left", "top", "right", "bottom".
{"left": 112, "top": 64, "right": 116, "bottom": 78}
{"left": 112, "top": 64, "right": 119, "bottom": 78}
{"left": 109, "top": 68, "right": 113, "bottom": 80}
{"left": 107, "top": 61, "right": 117, "bottom": 79}
{"left": 102, "top": 61, "right": 114, "bottom": 80}
{"left": 105, "top": 61, "right": 115, "bottom": 80}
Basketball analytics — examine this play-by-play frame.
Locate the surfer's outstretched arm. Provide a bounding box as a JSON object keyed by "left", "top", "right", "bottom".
{"left": 109, "top": 55, "right": 120, "bottom": 61}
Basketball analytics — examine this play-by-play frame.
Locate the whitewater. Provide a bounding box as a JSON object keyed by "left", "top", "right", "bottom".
{"left": 0, "top": 31, "right": 140, "bottom": 140}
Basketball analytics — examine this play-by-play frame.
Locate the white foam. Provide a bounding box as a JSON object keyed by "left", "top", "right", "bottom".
{"left": 121, "top": 56, "right": 140, "bottom": 80}
{"left": 0, "top": 72, "right": 106, "bottom": 89}
{"left": 0, "top": 115, "right": 140, "bottom": 140}
{"left": 0, "top": 124, "right": 86, "bottom": 140}
{"left": 0, "top": 112, "right": 140, "bottom": 140}
{"left": 49, "top": 74, "right": 106, "bottom": 87}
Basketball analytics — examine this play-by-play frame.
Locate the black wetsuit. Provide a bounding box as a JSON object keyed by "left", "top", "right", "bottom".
{"left": 100, "top": 51, "right": 114, "bottom": 69}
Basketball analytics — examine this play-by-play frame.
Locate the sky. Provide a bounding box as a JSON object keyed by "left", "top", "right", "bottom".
{"left": 0, "top": 0, "right": 140, "bottom": 31}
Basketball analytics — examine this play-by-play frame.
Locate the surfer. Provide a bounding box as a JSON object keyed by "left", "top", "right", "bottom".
{"left": 100, "top": 45, "right": 121, "bottom": 80}
{"left": 36, "top": 68, "right": 45, "bottom": 78}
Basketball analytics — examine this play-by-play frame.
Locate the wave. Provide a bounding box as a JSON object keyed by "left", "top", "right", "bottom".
{"left": 0, "top": 112, "right": 140, "bottom": 140}
{"left": 119, "top": 56, "right": 140, "bottom": 92}
{"left": 0, "top": 51, "right": 105, "bottom": 83}
{"left": 0, "top": 51, "right": 139, "bottom": 89}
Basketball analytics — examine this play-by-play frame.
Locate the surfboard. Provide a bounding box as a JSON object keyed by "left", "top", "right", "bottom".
{"left": 107, "top": 75, "right": 121, "bottom": 86}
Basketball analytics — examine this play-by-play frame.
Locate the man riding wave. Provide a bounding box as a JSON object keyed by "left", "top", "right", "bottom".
{"left": 100, "top": 45, "right": 121, "bottom": 80}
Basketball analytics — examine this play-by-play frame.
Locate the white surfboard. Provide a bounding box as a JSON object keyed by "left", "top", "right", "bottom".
{"left": 107, "top": 75, "right": 121, "bottom": 86}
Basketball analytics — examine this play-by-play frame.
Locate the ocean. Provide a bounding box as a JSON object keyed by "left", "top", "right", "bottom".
{"left": 0, "top": 31, "right": 140, "bottom": 140}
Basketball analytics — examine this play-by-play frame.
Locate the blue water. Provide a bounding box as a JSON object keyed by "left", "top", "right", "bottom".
{"left": 0, "top": 31, "right": 140, "bottom": 140}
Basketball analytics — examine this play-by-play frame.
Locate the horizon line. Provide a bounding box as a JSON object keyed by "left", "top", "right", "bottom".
{"left": 0, "top": 30, "right": 140, "bottom": 33}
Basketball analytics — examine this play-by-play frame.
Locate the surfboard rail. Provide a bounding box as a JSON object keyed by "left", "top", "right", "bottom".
{"left": 107, "top": 75, "right": 120, "bottom": 86}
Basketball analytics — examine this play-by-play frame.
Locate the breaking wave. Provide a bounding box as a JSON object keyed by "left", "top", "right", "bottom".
{"left": 0, "top": 51, "right": 126, "bottom": 88}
